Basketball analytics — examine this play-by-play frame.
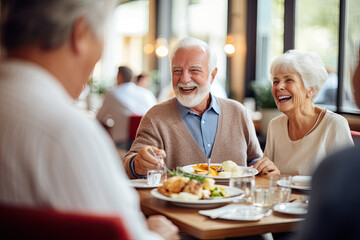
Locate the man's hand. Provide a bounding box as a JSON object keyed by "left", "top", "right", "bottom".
{"left": 253, "top": 156, "right": 280, "bottom": 176}
{"left": 147, "top": 215, "right": 180, "bottom": 240}
{"left": 134, "top": 146, "right": 166, "bottom": 175}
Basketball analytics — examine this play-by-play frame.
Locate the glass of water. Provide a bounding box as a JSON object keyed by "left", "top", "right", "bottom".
{"left": 229, "top": 175, "right": 255, "bottom": 201}
{"left": 253, "top": 187, "right": 273, "bottom": 208}
{"left": 269, "top": 174, "right": 292, "bottom": 188}
{"left": 146, "top": 152, "right": 167, "bottom": 186}
{"left": 269, "top": 175, "right": 292, "bottom": 204}
{"left": 147, "top": 169, "right": 166, "bottom": 185}
{"left": 270, "top": 187, "right": 291, "bottom": 205}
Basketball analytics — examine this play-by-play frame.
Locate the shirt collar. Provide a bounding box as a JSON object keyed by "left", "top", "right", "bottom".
{"left": 177, "top": 93, "right": 220, "bottom": 118}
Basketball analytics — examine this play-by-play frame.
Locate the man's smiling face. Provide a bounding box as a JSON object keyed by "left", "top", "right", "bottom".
{"left": 172, "top": 47, "right": 211, "bottom": 109}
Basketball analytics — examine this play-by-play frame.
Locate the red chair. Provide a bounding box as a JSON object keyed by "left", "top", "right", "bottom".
{"left": 351, "top": 130, "right": 360, "bottom": 145}
{"left": 0, "top": 204, "right": 132, "bottom": 240}
{"left": 128, "top": 115, "right": 143, "bottom": 149}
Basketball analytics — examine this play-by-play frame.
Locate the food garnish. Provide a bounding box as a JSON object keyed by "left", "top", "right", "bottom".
{"left": 168, "top": 167, "right": 207, "bottom": 183}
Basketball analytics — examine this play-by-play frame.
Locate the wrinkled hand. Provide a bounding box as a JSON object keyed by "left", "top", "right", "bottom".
{"left": 147, "top": 215, "right": 180, "bottom": 240}
{"left": 134, "top": 145, "right": 166, "bottom": 175}
{"left": 253, "top": 156, "right": 280, "bottom": 176}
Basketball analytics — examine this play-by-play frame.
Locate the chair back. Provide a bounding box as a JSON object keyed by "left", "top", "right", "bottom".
{"left": 128, "top": 115, "right": 143, "bottom": 148}
{"left": 0, "top": 204, "right": 132, "bottom": 240}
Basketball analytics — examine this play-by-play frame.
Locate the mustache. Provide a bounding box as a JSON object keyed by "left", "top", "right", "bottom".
{"left": 177, "top": 81, "right": 199, "bottom": 88}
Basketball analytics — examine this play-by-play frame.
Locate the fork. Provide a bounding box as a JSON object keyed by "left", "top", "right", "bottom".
{"left": 206, "top": 158, "right": 211, "bottom": 176}
{"left": 146, "top": 148, "right": 170, "bottom": 172}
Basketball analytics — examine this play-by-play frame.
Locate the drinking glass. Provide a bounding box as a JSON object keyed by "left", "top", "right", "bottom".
{"left": 253, "top": 187, "right": 273, "bottom": 208}
{"left": 270, "top": 187, "right": 291, "bottom": 205}
{"left": 269, "top": 175, "right": 292, "bottom": 204}
{"left": 229, "top": 175, "right": 255, "bottom": 201}
{"left": 146, "top": 152, "right": 167, "bottom": 185}
{"left": 270, "top": 174, "right": 292, "bottom": 188}
{"left": 147, "top": 169, "right": 167, "bottom": 185}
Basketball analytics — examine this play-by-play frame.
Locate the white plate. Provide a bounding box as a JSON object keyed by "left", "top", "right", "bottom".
{"left": 130, "top": 179, "right": 162, "bottom": 188}
{"left": 150, "top": 186, "right": 244, "bottom": 208}
{"left": 273, "top": 202, "right": 308, "bottom": 215}
{"left": 199, "top": 204, "right": 272, "bottom": 221}
{"left": 277, "top": 179, "right": 311, "bottom": 191}
{"left": 181, "top": 164, "right": 258, "bottom": 182}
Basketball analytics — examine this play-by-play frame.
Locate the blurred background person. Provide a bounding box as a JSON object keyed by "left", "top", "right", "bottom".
{"left": 295, "top": 46, "right": 360, "bottom": 240}
{"left": 136, "top": 72, "right": 152, "bottom": 89}
{"left": 254, "top": 50, "right": 354, "bottom": 176}
{"left": 97, "top": 66, "right": 157, "bottom": 148}
{"left": 0, "top": 0, "right": 178, "bottom": 239}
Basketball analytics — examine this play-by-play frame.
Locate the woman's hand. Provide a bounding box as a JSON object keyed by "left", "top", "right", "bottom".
{"left": 253, "top": 157, "right": 280, "bottom": 176}
{"left": 147, "top": 215, "right": 180, "bottom": 240}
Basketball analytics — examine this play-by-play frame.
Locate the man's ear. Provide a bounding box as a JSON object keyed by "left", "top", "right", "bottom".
{"left": 70, "top": 17, "right": 89, "bottom": 55}
{"left": 210, "top": 68, "right": 218, "bottom": 84}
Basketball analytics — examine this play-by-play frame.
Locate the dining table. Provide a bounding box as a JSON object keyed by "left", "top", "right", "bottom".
{"left": 137, "top": 175, "right": 307, "bottom": 239}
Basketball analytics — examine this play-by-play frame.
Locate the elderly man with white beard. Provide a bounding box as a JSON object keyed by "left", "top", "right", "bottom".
{"left": 123, "top": 37, "right": 262, "bottom": 178}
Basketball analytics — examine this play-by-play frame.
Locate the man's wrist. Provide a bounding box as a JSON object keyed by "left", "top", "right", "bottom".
{"left": 130, "top": 155, "right": 146, "bottom": 178}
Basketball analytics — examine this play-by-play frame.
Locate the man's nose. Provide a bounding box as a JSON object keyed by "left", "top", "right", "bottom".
{"left": 179, "top": 70, "right": 192, "bottom": 84}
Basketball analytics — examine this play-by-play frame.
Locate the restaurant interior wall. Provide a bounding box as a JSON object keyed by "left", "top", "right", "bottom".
{"left": 83, "top": 0, "right": 360, "bottom": 130}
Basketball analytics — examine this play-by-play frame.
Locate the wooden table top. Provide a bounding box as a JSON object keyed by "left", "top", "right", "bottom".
{"left": 138, "top": 176, "right": 306, "bottom": 239}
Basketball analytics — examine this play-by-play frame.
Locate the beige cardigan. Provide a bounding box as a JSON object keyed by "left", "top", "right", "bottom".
{"left": 123, "top": 97, "right": 263, "bottom": 178}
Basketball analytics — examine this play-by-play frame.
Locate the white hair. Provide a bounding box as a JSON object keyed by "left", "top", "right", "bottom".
{"left": 169, "top": 37, "right": 217, "bottom": 76}
{"left": 1, "top": 0, "right": 116, "bottom": 50}
{"left": 270, "top": 50, "right": 328, "bottom": 101}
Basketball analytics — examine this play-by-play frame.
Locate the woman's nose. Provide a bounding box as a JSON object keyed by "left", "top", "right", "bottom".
{"left": 277, "top": 82, "right": 285, "bottom": 90}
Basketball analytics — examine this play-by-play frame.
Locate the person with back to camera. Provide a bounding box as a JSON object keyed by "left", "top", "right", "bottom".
{"left": 123, "top": 37, "right": 262, "bottom": 178}
{"left": 0, "top": 0, "right": 178, "bottom": 239}
{"left": 97, "top": 66, "right": 158, "bottom": 146}
{"left": 294, "top": 46, "right": 360, "bottom": 240}
{"left": 253, "top": 50, "right": 354, "bottom": 176}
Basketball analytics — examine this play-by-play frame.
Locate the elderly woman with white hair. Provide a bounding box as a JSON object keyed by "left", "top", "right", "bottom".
{"left": 253, "top": 50, "right": 354, "bottom": 176}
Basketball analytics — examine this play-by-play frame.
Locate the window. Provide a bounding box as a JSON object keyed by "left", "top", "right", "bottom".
{"left": 343, "top": 0, "right": 360, "bottom": 113}
{"left": 254, "top": 0, "right": 360, "bottom": 115}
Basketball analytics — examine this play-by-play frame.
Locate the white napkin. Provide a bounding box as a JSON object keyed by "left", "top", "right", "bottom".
{"left": 292, "top": 176, "right": 311, "bottom": 186}
{"left": 199, "top": 204, "right": 271, "bottom": 220}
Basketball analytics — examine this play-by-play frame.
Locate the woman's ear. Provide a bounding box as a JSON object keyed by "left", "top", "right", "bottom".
{"left": 307, "top": 87, "right": 315, "bottom": 98}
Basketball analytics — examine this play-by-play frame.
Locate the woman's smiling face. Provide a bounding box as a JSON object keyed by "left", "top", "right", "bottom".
{"left": 272, "top": 72, "right": 311, "bottom": 113}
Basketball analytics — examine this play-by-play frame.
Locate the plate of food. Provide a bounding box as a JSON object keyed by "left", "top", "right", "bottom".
{"left": 129, "top": 179, "right": 162, "bottom": 189}
{"left": 273, "top": 202, "right": 308, "bottom": 216}
{"left": 151, "top": 173, "right": 244, "bottom": 208}
{"left": 182, "top": 160, "right": 258, "bottom": 182}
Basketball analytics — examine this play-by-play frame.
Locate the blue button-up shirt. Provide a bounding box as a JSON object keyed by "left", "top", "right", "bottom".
{"left": 177, "top": 94, "right": 220, "bottom": 158}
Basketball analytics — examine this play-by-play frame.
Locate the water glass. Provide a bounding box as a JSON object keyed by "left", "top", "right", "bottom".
{"left": 270, "top": 174, "right": 292, "bottom": 188}
{"left": 253, "top": 187, "right": 273, "bottom": 208}
{"left": 229, "top": 175, "right": 255, "bottom": 200}
{"left": 147, "top": 168, "right": 167, "bottom": 185}
{"left": 270, "top": 187, "right": 291, "bottom": 204}
{"left": 146, "top": 152, "right": 167, "bottom": 185}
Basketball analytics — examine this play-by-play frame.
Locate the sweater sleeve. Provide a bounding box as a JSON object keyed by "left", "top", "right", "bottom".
{"left": 123, "top": 110, "right": 163, "bottom": 179}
